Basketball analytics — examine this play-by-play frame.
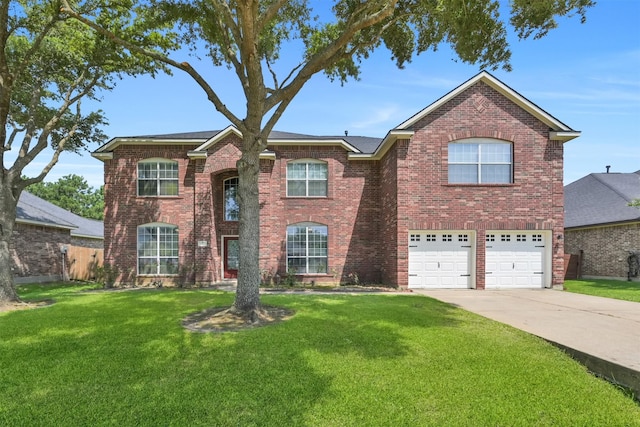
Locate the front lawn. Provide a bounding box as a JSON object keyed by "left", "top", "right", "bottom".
{"left": 564, "top": 278, "right": 640, "bottom": 303}
{"left": 1, "top": 283, "right": 638, "bottom": 426}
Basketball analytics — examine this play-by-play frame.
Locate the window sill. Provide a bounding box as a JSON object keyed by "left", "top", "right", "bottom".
{"left": 137, "top": 195, "right": 183, "bottom": 199}
{"left": 443, "top": 183, "right": 517, "bottom": 187}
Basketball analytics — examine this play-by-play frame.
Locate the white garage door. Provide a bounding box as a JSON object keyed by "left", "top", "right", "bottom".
{"left": 408, "top": 232, "right": 473, "bottom": 289}
{"left": 485, "top": 232, "right": 547, "bottom": 288}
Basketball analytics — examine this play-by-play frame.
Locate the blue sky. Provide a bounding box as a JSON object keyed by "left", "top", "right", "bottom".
{"left": 21, "top": 0, "right": 640, "bottom": 188}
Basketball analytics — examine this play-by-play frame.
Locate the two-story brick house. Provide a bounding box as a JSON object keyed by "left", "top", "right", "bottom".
{"left": 93, "top": 71, "right": 579, "bottom": 289}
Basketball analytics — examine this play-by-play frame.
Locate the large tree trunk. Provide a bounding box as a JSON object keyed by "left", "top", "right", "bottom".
{"left": 233, "top": 139, "right": 262, "bottom": 313}
{"left": 0, "top": 188, "right": 20, "bottom": 303}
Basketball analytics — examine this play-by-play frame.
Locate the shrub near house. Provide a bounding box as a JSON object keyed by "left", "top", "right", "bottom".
{"left": 93, "top": 72, "right": 578, "bottom": 289}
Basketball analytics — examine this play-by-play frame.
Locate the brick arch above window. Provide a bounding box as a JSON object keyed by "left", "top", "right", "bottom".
{"left": 443, "top": 130, "right": 517, "bottom": 144}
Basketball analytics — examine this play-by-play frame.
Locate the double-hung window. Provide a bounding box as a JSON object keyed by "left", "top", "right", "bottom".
{"left": 137, "top": 224, "right": 179, "bottom": 275}
{"left": 224, "top": 177, "right": 239, "bottom": 221}
{"left": 138, "top": 159, "right": 179, "bottom": 196}
{"left": 286, "top": 223, "right": 328, "bottom": 274}
{"left": 448, "top": 139, "right": 512, "bottom": 184}
{"left": 287, "top": 160, "right": 327, "bottom": 197}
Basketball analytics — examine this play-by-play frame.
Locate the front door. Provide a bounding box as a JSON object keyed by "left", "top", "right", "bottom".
{"left": 223, "top": 236, "right": 239, "bottom": 279}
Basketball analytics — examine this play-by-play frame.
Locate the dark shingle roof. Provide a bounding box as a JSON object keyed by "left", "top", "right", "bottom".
{"left": 17, "top": 192, "right": 104, "bottom": 239}
{"left": 117, "top": 129, "right": 383, "bottom": 154}
{"left": 564, "top": 170, "right": 640, "bottom": 228}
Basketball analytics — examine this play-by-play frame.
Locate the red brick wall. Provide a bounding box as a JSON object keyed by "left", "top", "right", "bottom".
{"left": 11, "top": 223, "right": 70, "bottom": 282}
{"left": 102, "top": 81, "right": 566, "bottom": 289}
{"left": 398, "top": 81, "right": 565, "bottom": 288}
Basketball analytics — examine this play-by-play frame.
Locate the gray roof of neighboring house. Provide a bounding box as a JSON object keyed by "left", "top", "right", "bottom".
{"left": 564, "top": 170, "right": 640, "bottom": 229}
{"left": 113, "top": 129, "right": 384, "bottom": 154}
{"left": 17, "top": 191, "right": 104, "bottom": 240}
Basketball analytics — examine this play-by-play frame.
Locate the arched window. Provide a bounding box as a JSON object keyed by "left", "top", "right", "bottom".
{"left": 137, "top": 159, "right": 179, "bottom": 196}
{"left": 223, "top": 177, "right": 239, "bottom": 221}
{"left": 137, "top": 223, "right": 179, "bottom": 275}
{"left": 286, "top": 159, "right": 328, "bottom": 197}
{"left": 448, "top": 139, "right": 512, "bottom": 184}
{"left": 286, "top": 222, "right": 328, "bottom": 274}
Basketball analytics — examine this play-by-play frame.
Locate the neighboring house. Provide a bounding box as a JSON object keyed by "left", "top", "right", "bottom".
{"left": 564, "top": 170, "right": 640, "bottom": 281}
{"left": 13, "top": 191, "right": 104, "bottom": 283}
{"left": 92, "top": 71, "right": 579, "bottom": 289}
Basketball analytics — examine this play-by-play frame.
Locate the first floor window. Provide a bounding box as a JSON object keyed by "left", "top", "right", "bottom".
{"left": 138, "top": 159, "right": 179, "bottom": 196}
{"left": 448, "top": 139, "right": 512, "bottom": 184}
{"left": 138, "top": 224, "right": 179, "bottom": 275}
{"left": 287, "top": 223, "right": 328, "bottom": 274}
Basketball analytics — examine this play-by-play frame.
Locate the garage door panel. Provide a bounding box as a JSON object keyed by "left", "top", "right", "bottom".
{"left": 485, "top": 232, "right": 547, "bottom": 288}
{"left": 408, "top": 232, "right": 473, "bottom": 289}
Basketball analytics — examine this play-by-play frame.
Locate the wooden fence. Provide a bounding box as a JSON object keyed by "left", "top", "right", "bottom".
{"left": 67, "top": 246, "right": 103, "bottom": 281}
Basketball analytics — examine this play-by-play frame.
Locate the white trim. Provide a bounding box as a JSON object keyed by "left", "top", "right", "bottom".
{"left": 268, "top": 138, "right": 361, "bottom": 153}
{"left": 347, "top": 130, "right": 414, "bottom": 160}
{"left": 15, "top": 218, "right": 75, "bottom": 231}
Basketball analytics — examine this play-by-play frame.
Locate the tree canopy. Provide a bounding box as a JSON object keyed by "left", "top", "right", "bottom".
{"left": 0, "top": 0, "right": 178, "bottom": 303}
{"left": 27, "top": 174, "right": 104, "bottom": 220}
{"left": 61, "top": 0, "right": 594, "bottom": 315}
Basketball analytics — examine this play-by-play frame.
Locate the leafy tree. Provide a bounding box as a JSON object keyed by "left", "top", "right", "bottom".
{"left": 27, "top": 174, "right": 104, "bottom": 220}
{"left": 629, "top": 199, "right": 640, "bottom": 208}
{"left": 62, "top": 0, "right": 593, "bottom": 318}
{"left": 0, "top": 0, "right": 175, "bottom": 303}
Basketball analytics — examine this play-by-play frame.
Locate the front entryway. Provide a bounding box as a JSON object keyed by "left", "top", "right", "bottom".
{"left": 223, "top": 236, "right": 239, "bottom": 279}
{"left": 408, "top": 231, "right": 473, "bottom": 289}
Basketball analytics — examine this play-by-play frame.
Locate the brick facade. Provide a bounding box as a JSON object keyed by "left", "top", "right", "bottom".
{"left": 565, "top": 223, "right": 640, "bottom": 280}
{"left": 98, "top": 73, "right": 574, "bottom": 289}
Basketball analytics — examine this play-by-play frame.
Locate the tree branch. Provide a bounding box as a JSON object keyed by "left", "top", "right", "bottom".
{"left": 60, "top": 0, "right": 243, "bottom": 128}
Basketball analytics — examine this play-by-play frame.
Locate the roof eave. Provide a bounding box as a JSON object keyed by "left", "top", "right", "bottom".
{"left": 396, "top": 71, "right": 577, "bottom": 134}
{"left": 550, "top": 131, "right": 581, "bottom": 142}
{"left": 348, "top": 130, "right": 414, "bottom": 160}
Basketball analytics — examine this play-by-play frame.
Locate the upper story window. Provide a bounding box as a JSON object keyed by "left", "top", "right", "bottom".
{"left": 448, "top": 139, "right": 512, "bottom": 184}
{"left": 287, "top": 160, "right": 327, "bottom": 197}
{"left": 137, "top": 223, "right": 179, "bottom": 275}
{"left": 224, "top": 177, "right": 239, "bottom": 221}
{"left": 138, "top": 159, "right": 179, "bottom": 196}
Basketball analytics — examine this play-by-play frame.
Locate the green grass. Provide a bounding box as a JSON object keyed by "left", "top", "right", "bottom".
{"left": 564, "top": 278, "right": 640, "bottom": 302}
{"left": 1, "top": 283, "right": 638, "bottom": 426}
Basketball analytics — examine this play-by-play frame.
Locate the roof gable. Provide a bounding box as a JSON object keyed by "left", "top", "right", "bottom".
{"left": 395, "top": 71, "right": 580, "bottom": 142}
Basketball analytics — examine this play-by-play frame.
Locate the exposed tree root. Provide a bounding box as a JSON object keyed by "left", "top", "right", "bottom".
{"left": 182, "top": 305, "right": 295, "bottom": 333}
{"left": 0, "top": 299, "right": 54, "bottom": 313}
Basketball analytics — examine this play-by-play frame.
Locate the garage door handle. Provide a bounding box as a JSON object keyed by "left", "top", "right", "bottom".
{"left": 535, "top": 245, "right": 545, "bottom": 248}
{"left": 409, "top": 274, "right": 417, "bottom": 277}
{"left": 534, "top": 272, "right": 544, "bottom": 274}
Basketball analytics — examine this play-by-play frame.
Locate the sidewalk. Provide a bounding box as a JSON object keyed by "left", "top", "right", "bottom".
{"left": 414, "top": 289, "right": 640, "bottom": 397}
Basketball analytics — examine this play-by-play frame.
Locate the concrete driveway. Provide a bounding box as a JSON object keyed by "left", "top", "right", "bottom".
{"left": 414, "top": 289, "right": 640, "bottom": 396}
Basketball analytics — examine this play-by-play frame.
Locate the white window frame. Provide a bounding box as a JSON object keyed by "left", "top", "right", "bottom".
{"left": 137, "top": 223, "right": 179, "bottom": 275}
{"left": 448, "top": 139, "right": 512, "bottom": 184}
{"left": 286, "top": 159, "right": 328, "bottom": 197}
{"left": 286, "top": 222, "right": 328, "bottom": 274}
{"left": 223, "top": 177, "right": 239, "bottom": 221}
{"left": 137, "top": 159, "right": 179, "bottom": 196}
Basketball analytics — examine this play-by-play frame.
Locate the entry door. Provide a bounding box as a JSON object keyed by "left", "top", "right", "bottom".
{"left": 223, "top": 236, "right": 239, "bottom": 279}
